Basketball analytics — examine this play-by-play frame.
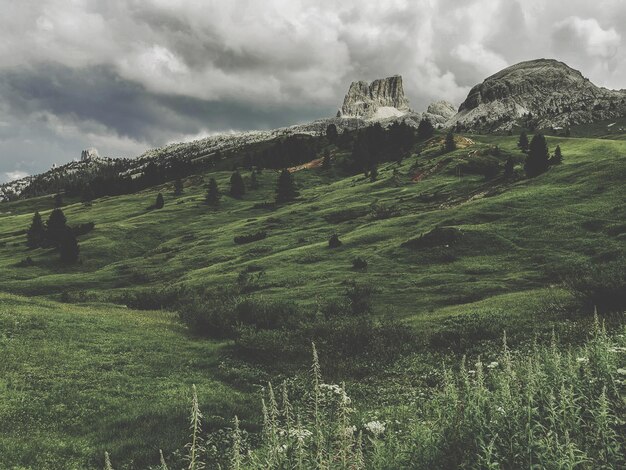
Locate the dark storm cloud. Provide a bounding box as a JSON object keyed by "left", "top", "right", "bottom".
{"left": 0, "top": 0, "right": 624, "bottom": 181}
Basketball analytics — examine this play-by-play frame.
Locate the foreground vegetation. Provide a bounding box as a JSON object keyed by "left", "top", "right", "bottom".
{"left": 105, "top": 317, "right": 626, "bottom": 469}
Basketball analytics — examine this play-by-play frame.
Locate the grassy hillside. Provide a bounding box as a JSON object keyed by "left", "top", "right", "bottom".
{"left": 1, "top": 134, "right": 624, "bottom": 314}
{"left": 0, "top": 293, "right": 255, "bottom": 469}
{"left": 0, "top": 132, "right": 624, "bottom": 468}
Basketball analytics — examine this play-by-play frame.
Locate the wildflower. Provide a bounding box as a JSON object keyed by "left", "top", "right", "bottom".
{"left": 617, "top": 368, "right": 626, "bottom": 376}
{"left": 289, "top": 428, "right": 313, "bottom": 440}
{"left": 468, "top": 370, "right": 476, "bottom": 375}
{"left": 609, "top": 346, "right": 626, "bottom": 353}
{"left": 365, "top": 420, "right": 386, "bottom": 437}
{"left": 344, "top": 425, "right": 357, "bottom": 437}
{"left": 576, "top": 357, "right": 588, "bottom": 363}
{"left": 496, "top": 406, "right": 505, "bottom": 414}
{"left": 487, "top": 361, "right": 499, "bottom": 369}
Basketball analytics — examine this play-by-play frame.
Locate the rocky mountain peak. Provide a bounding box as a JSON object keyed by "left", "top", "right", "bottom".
{"left": 427, "top": 101, "right": 456, "bottom": 120}
{"left": 449, "top": 58, "right": 626, "bottom": 132}
{"left": 339, "top": 75, "right": 410, "bottom": 119}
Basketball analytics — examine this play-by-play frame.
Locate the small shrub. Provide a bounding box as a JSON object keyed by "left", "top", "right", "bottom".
{"left": 344, "top": 281, "right": 373, "bottom": 316}
{"left": 234, "top": 231, "right": 267, "bottom": 245}
{"left": 328, "top": 234, "right": 342, "bottom": 248}
{"left": 16, "top": 257, "right": 35, "bottom": 267}
{"left": 351, "top": 257, "right": 368, "bottom": 271}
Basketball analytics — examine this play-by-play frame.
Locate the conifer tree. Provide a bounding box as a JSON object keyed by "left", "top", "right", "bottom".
{"left": 326, "top": 123, "right": 338, "bottom": 143}
{"left": 59, "top": 227, "right": 79, "bottom": 264}
{"left": 46, "top": 208, "right": 67, "bottom": 247}
{"left": 275, "top": 169, "right": 298, "bottom": 203}
{"left": 550, "top": 145, "right": 563, "bottom": 165}
{"left": 155, "top": 192, "right": 165, "bottom": 209}
{"left": 417, "top": 118, "right": 435, "bottom": 140}
{"left": 54, "top": 193, "right": 64, "bottom": 208}
{"left": 230, "top": 171, "right": 246, "bottom": 198}
{"left": 369, "top": 165, "right": 378, "bottom": 182}
{"left": 26, "top": 211, "right": 46, "bottom": 249}
{"left": 174, "top": 178, "right": 184, "bottom": 195}
{"left": 322, "top": 148, "right": 331, "bottom": 169}
{"left": 249, "top": 171, "right": 259, "bottom": 190}
{"left": 524, "top": 133, "right": 550, "bottom": 177}
{"left": 518, "top": 131, "right": 529, "bottom": 152}
{"left": 444, "top": 131, "right": 456, "bottom": 152}
{"left": 504, "top": 157, "right": 515, "bottom": 179}
{"left": 205, "top": 178, "right": 220, "bottom": 206}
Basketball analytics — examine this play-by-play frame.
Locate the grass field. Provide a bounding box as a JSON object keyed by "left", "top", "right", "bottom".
{"left": 0, "top": 131, "right": 624, "bottom": 468}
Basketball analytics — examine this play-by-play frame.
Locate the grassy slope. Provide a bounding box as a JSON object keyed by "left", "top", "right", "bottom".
{"left": 0, "top": 293, "right": 252, "bottom": 469}
{"left": 0, "top": 133, "right": 625, "bottom": 468}
{"left": 1, "top": 134, "right": 624, "bottom": 318}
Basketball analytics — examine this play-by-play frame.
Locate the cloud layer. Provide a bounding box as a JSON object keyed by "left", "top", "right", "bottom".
{"left": 1, "top": 0, "right": 624, "bottom": 181}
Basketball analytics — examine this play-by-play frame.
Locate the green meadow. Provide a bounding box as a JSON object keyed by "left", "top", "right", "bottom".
{"left": 0, "top": 132, "right": 624, "bottom": 468}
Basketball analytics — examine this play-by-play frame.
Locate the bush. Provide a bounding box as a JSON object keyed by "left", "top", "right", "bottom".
{"left": 328, "top": 234, "right": 342, "bottom": 248}
{"left": 234, "top": 231, "right": 267, "bottom": 244}
{"left": 564, "top": 259, "right": 626, "bottom": 313}
{"left": 344, "top": 281, "right": 373, "bottom": 315}
{"left": 178, "top": 296, "right": 237, "bottom": 338}
{"left": 72, "top": 222, "right": 95, "bottom": 236}
{"left": 16, "top": 257, "right": 35, "bottom": 267}
{"left": 351, "top": 257, "right": 368, "bottom": 270}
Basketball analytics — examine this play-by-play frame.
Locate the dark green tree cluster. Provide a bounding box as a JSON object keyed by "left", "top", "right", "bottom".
{"left": 524, "top": 133, "right": 550, "bottom": 177}
{"left": 349, "top": 122, "right": 416, "bottom": 175}
{"left": 25, "top": 209, "right": 80, "bottom": 263}
{"left": 388, "top": 121, "right": 415, "bottom": 163}
{"left": 417, "top": 118, "right": 435, "bottom": 140}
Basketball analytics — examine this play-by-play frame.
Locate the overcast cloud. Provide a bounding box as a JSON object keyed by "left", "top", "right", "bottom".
{"left": 0, "top": 0, "right": 624, "bottom": 182}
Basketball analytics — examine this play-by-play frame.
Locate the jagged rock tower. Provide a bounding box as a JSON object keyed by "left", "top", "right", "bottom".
{"left": 339, "top": 75, "right": 410, "bottom": 119}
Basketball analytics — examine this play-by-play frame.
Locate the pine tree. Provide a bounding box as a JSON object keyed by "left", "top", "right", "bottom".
{"left": 322, "top": 149, "right": 331, "bottom": 169}
{"left": 275, "top": 169, "right": 298, "bottom": 203}
{"left": 504, "top": 157, "right": 515, "bottom": 179}
{"left": 54, "top": 193, "right": 64, "bottom": 208}
{"left": 249, "top": 171, "right": 259, "bottom": 190}
{"left": 444, "top": 131, "right": 456, "bottom": 152}
{"left": 230, "top": 171, "right": 246, "bottom": 198}
{"left": 326, "top": 123, "right": 338, "bottom": 143}
{"left": 550, "top": 145, "right": 563, "bottom": 165}
{"left": 26, "top": 211, "right": 46, "bottom": 249}
{"left": 524, "top": 133, "right": 550, "bottom": 177}
{"left": 59, "top": 227, "right": 79, "bottom": 264}
{"left": 417, "top": 118, "right": 435, "bottom": 140}
{"left": 205, "top": 178, "right": 220, "bottom": 206}
{"left": 155, "top": 193, "right": 165, "bottom": 209}
{"left": 369, "top": 165, "right": 378, "bottom": 182}
{"left": 174, "top": 178, "right": 184, "bottom": 195}
{"left": 46, "top": 208, "right": 67, "bottom": 247}
{"left": 518, "top": 131, "right": 529, "bottom": 152}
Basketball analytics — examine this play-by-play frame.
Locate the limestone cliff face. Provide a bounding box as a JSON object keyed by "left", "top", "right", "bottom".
{"left": 448, "top": 59, "right": 626, "bottom": 132}
{"left": 339, "top": 75, "right": 410, "bottom": 119}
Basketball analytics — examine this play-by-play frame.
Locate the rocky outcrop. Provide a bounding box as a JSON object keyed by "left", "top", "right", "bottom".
{"left": 448, "top": 59, "right": 626, "bottom": 132}
{"left": 339, "top": 75, "right": 410, "bottom": 119}
{"left": 427, "top": 101, "right": 456, "bottom": 120}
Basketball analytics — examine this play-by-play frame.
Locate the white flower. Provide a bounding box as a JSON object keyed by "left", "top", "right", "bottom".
{"left": 344, "top": 425, "right": 357, "bottom": 437}
{"left": 617, "top": 368, "right": 626, "bottom": 376}
{"left": 487, "top": 361, "right": 499, "bottom": 369}
{"left": 365, "top": 420, "right": 386, "bottom": 437}
{"left": 576, "top": 357, "right": 588, "bottom": 363}
{"left": 496, "top": 406, "right": 505, "bottom": 414}
{"left": 289, "top": 428, "right": 313, "bottom": 440}
{"left": 609, "top": 347, "right": 626, "bottom": 353}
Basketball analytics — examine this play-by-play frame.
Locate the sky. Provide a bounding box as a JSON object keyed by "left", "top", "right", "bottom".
{"left": 1, "top": 0, "right": 625, "bottom": 183}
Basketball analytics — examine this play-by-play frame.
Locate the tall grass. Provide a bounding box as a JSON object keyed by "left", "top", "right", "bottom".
{"left": 105, "top": 316, "right": 625, "bottom": 469}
